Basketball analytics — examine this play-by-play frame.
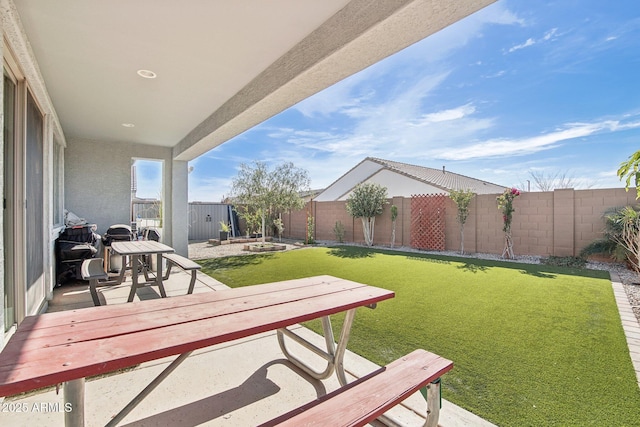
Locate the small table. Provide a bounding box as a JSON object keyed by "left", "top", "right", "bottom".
{"left": 110, "top": 241, "right": 175, "bottom": 302}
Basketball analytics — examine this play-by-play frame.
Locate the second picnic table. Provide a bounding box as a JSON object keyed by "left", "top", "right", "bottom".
{"left": 110, "top": 240, "right": 175, "bottom": 302}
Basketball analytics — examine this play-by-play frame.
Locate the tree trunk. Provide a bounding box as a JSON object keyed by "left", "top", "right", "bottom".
{"left": 261, "top": 214, "right": 266, "bottom": 243}
{"left": 460, "top": 225, "right": 464, "bottom": 255}
{"left": 391, "top": 220, "right": 396, "bottom": 248}
{"left": 361, "top": 217, "right": 376, "bottom": 246}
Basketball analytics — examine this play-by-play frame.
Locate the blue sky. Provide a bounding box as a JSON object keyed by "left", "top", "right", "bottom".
{"left": 137, "top": 0, "right": 640, "bottom": 201}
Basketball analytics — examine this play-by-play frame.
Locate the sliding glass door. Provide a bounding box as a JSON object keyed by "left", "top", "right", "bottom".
{"left": 25, "top": 90, "right": 44, "bottom": 310}
{"left": 3, "top": 52, "right": 46, "bottom": 332}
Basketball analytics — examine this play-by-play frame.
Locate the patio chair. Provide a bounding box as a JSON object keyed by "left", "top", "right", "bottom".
{"left": 81, "top": 258, "right": 109, "bottom": 306}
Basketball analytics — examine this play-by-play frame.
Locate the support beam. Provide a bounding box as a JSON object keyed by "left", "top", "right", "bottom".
{"left": 173, "top": 0, "right": 496, "bottom": 161}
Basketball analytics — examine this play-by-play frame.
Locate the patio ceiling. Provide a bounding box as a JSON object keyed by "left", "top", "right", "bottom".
{"left": 12, "top": 0, "right": 495, "bottom": 161}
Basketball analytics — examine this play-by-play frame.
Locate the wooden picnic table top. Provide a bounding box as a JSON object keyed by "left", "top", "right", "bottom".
{"left": 110, "top": 240, "right": 174, "bottom": 256}
{"left": 0, "top": 275, "right": 394, "bottom": 397}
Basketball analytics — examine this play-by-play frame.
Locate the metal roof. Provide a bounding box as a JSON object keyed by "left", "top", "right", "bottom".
{"left": 367, "top": 157, "right": 506, "bottom": 194}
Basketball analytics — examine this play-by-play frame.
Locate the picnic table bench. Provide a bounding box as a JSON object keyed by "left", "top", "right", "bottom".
{"left": 0, "top": 275, "right": 452, "bottom": 426}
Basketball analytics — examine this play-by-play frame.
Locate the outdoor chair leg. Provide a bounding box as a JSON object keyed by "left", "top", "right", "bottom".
{"left": 422, "top": 378, "right": 441, "bottom": 427}
{"left": 89, "top": 279, "right": 101, "bottom": 306}
{"left": 163, "top": 262, "right": 173, "bottom": 280}
{"left": 187, "top": 271, "right": 197, "bottom": 294}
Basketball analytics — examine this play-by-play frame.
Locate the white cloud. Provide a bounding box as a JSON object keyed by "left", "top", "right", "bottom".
{"left": 418, "top": 104, "right": 476, "bottom": 124}
{"left": 292, "top": 1, "right": 525, "bottom": 118}
{"left": 429, "top": 120, "right": 637, "bottom": 161}
{"left": 507, "top": 27, "right": 561, "bottom": 54}
{"left": 543, "top": 28, "right": 559, "bottom": 41}
{"left": 508, "top": 38, "right": 535, "bottom": 53}
{"left": 484, "top": 70, "right": 506, "bottom": 79}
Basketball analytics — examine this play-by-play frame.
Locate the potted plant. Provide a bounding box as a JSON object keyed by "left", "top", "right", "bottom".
{"left": 219, "top": 221, "right": 231, "bottom": 241}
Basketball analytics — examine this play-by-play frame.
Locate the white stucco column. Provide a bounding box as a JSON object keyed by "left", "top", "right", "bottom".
{"left": 169, "top": 159, "right": 189, "bottom": 256}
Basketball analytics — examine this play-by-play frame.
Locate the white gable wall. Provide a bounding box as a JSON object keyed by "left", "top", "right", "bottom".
{"left": 338, "top": 169, "right": 446, "bottom": 200}
{"left": 314, "top": 159, "right": 383, "bottom": 201}
{"left": 315, "top": 158, "right": 451, "bottom": 201}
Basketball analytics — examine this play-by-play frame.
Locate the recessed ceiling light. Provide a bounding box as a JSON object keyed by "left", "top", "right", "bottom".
{"left": 122, "top": 123, "right": 135, "bottom": 128}
{"left": 137, "top": 69, "right": 157, "bottom": 79}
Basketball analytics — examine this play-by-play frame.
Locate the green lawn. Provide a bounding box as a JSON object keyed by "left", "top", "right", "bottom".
{"left": 197, "top": 246, "right": 640, "bottom": 426}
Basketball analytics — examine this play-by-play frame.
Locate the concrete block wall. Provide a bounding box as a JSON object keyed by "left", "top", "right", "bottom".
{"left": 282, "top": 188, "right": 637, "bottom": 257}
{"left": 572, "top": 189, "right": 638, "bottom": 252}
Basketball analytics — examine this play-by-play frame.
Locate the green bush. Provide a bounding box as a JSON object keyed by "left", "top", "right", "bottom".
{"left": 333, "top": 221, "right": 345, "bottom": 243}
{"left": 541, "top": 256, "right": 587, "bottom": 268}
{"left": 580, "top": 205, "right": 640, "bottom": 267}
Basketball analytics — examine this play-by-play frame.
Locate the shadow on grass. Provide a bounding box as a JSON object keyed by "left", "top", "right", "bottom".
{"left": 456, "top": 263, "right": 489, "bottom": 273}
{"left": 326, "top": 245, "right": 610, "bottom": 280}
{"left": 327, "top": 246, "right": 375, "bottom": 259}
{"left": 519, "top": 269, "right": 557, "bottom": 279}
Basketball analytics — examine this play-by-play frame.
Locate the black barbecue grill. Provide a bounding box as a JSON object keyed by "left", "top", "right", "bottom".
{"left": 102, "top": 224, "right": 135, "bottom": 246}
{"left": 102, "top": 224, "right": 135, "bottom": 273}
{"left": 55, "top": 224, "right": 101, "bottom": 286}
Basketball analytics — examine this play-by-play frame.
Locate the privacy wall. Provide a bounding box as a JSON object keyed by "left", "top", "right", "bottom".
{"left": 281, "top": 188, "right": 638, "bottom": 257}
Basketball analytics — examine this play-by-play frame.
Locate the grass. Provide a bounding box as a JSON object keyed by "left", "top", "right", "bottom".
{"left": 198, "top": 246, "right": 640, "bottom": 426}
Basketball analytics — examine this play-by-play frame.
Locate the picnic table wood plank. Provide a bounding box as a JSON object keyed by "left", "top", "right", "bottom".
{"left": 110, "top": 241, "right": 174, "bottom": 256}
{"left": 0, "top": 283, "right": 390, "bottom": 369}
{"left": 16, "top": 275, "right": 346, "bottom": 331}
{"left": 4, "top": 281, "right": 369, "bottom": 350}
{"left": 263, "top": 349, "right": 453, "bottom": 427}
{"left": 0, "top": 281, "right": 393, "bottom": 396}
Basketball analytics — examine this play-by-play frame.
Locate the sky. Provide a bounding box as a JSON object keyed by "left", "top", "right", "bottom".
{"left": 136, "top": 0, "right": 640, "bottom": 201}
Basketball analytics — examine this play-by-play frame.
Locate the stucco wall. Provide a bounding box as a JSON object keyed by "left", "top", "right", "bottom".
{"left": 315, "top": 159, "right": 446, "bottom": 201}
{"left": 360, "top": 169, "right": 443, "bottom": 199}
{"left": 283, "top": 188, "right": 638, "bottom": 257}
{"left": 65, "top": 138, "right": 172, "bottom": 235}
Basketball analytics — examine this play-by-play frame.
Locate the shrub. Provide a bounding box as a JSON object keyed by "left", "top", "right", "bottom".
{"left": 306, "top": 214, "right": 315, "bottom": 244}
{"left": 333, "top": 221, "right": 345, "bottom": 243}
{"left": 580, "top": 205, "right": 640, "bottom": 271}
{"left": 541, "top": 256, "right": 587, "bottom": 269}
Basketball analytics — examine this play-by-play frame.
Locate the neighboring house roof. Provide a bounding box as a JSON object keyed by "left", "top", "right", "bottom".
{"left": 301, "top": 189, "right": 324, "bottom": 199}
{"left": 315, "top": 157, "right": 506, "bottom": 201}
{"left": 367, "top": 157, "right": 506, "bottom": 194}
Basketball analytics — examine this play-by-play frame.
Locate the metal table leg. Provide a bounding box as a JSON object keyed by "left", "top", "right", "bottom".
{"left": 106, "top": 351, "right": 192, "bottom": 427}
{"left": 277, "top": 308, "right": 357, "bottom": 386}
{"left": 423, "top": 378, "right": 441, "bottom": 427}
{"left": 63, "top": 378, "right": 85, "bottom": 427}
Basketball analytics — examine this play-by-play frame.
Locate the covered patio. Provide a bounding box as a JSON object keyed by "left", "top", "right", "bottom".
{"left": 0, "top": 0, "right": 497, "bottom": 337}
{"left": 1, "top": 0, "right": 498, "bottom": 424}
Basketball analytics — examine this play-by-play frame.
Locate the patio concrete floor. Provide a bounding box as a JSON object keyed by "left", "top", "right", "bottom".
{"left": 1, "top": 267, "right": 495, "bottom": 427}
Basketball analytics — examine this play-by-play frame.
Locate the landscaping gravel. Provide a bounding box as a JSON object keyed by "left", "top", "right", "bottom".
{"left": 188, "top": 239, "right": 640, "bottom": 325}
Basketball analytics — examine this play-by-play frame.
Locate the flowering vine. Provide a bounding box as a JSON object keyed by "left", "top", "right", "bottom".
{"left": 497, "top": 188, "right": 521, "bottom": 232}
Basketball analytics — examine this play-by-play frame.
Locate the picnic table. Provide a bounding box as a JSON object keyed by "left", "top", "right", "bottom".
{"left": 0, "top": 275, "right": 395, "bottom": 426}
{"left": 110, "top": 240, "right": 175, "bottom": 302}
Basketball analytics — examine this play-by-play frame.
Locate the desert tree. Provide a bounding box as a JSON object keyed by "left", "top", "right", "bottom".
{"left": 230, "top": 161, "right": 310, "bottom": 243}
{"left": 390, "top": 205, "right": 398, "bottom": 248}
{"left": 527, "top": 170, "right": 580, "bottom": 191}
{"left": 448, "top": 189, "right": 475, "bottom": 254}
{"left": 346, "top": 183, "right": 388, "bottom": 247}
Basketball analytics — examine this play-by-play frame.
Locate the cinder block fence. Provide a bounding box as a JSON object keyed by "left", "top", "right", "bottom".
{"left": 281, "top": 188, "right": 637, "bottom": 257}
